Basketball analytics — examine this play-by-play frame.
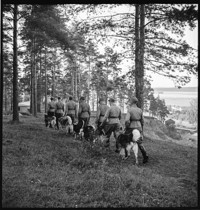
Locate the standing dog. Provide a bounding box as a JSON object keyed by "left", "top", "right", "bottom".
{"left": 73, "top": 120, "right": 85, "bottom": 140}
{"left": 117, "top": 129, "right": 141, "bottom": 165}
{"left": 58, "top": 115, "right": 73, "bottom": 134}
{"left": 65, "top": 116, "right": 73, "bottom": 134}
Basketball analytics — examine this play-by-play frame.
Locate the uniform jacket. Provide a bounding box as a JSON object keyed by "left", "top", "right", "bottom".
{"left": 48, "top": 101, "right": 56, "bottom": 112}
{"left": 125, "top": 104, "right": 144, "bottom": 131}
{"left": 102, "top": 104, "right": 121, "bottom": 124}
{"left": 65, "top": 100, "right": 77, "bottom": 116}
{"left": 55, "top": 101, "right": 64, "bottom": 114}
{"left": 96, "top": 104, "right": 109, "bottom": 123}
{"left": 78, "top": 101, "right": 91, "bottom": 118}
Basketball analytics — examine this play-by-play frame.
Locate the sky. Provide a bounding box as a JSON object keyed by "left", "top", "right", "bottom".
{"left": 150, "top": 26, "right": 198, "bottom": 88}
{"left": 93, "top": 4, "right": 198, "bottom": 89}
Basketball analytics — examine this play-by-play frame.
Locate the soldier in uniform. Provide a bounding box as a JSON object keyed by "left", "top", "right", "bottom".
{"left": 47, "top": 97, "right": 56, "bottom": 117}
{"left": 78, "top": 96, "right": 91, "bottom": 127}
{"left": 55, "top": 96, "right": 65, "bottom": 130}
{"left": 100, "top": 97, "right": 122, "bottom": 148}
{"left": 65, "top": 96, "right": 78, "bottom": 124}
{"left": 124, "top": 96, "right": 149, "bottom": 163}
{"left": 95, "top": 97, "right": 109, "bottom": 130}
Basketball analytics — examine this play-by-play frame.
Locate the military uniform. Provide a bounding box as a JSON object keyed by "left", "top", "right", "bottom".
{"left": 96, "top": 99, "right": 109, "bottom": 129}
{"left": 100, "top": 98, "right": 122, "bottom": 147}
{"left": 55, "top": 98, "right": 64, "bottom": 130}
{"left": 65, "top": 99, "right": 78, "bottom": 124}
{"left": 78, "top": 97, "right": 91, "bottom": 127}
{"left": 47, "top": 99, "right": 56, "bottom": 117}
{"left": 124, "top": 96, "right": 148, "bottom": 163}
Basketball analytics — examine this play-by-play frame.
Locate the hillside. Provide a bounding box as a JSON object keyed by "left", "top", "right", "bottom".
{"left": 2, "top": 114, "right": 198, "bottom": 207}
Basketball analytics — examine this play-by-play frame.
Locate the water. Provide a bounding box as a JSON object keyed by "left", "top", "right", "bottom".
{"left": 154, "top": 91, "right": 197, "bottom": 107}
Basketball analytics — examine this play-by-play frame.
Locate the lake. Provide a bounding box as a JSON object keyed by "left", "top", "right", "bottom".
{"left": 153, "top": 88, "right": 198, "bottom": 107}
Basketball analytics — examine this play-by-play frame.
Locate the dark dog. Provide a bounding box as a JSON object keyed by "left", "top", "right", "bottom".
{"left": 117, "top": 129, "right": 141, "bottom": 165}
{"left": 73, "top": 120, "right": 85, "bottom": 140}
{"left": 44, "top": 114, "right": 56, "bottom": 128}
{"left": 83, "top": 125, "right": 96, "bottom": 142}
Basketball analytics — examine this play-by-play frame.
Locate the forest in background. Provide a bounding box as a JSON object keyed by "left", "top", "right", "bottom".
{"left": 2, "top": 4, "right": 198, "bottom": 124}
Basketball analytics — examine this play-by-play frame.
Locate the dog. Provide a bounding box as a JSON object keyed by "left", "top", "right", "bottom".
{"left": 58, "top": 115, "right": 73, "bottom": 134}
{"left": 83, "top": 125, "right": 96, "bottom": 143}
{"left": 50, "top": 116, "right": 57, "bottom": 129}
{"left": 44, "top": 114, "right": 56, "bottom": 129}
{"left": 65, "top": 115, "right": 74, "bottom": 134}
{"left": 73, "top": 119, "right": 85, "bottom": 140}
{"left": 117, "top": 129, "right": 141, "bottom": 165}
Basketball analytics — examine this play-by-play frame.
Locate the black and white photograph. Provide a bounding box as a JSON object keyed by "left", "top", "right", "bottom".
{"left": 2, "top": 3, "right": 198, "bottom": 208}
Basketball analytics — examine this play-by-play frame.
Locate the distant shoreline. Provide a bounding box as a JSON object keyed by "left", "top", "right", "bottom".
{"left": 153, "top": 86, "right": 198, "bottom": 92}
{"left": 153, "top": 87, "right": 197, "bottom": 107}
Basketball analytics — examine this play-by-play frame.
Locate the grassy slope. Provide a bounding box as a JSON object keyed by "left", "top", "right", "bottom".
{"left": 2, "top": 114, "right": 198, "bottom": 208}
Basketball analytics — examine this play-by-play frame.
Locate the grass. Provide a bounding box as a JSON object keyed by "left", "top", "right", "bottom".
{"left": 2, "top": 114, "right": 198, "bottom": 207}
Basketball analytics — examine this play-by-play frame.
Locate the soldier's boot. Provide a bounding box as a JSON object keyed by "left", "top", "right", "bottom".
{"left": 138, "top": 143, "right": 149, "bottom": 163}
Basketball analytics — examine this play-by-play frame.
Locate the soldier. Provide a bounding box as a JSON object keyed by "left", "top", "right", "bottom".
{"left": 95, "top": 97, "right": 109, "bottom": 130}
{"left": 47, "top": 97, "right": 56, "bottom": 117}
{"left": 78, "top": 96, "right": 91, "bottom": 127}
{"left": 124, "top": 96, "right": 149, "bottom": 163}
{"left": 100, "top": 97, "right": 122, "bottom": 148}
{"left": 55, "top": 96, "right": 65, "bottom": 130}
{"left": 65, "top": 96, "right": 78, "bottom": 124}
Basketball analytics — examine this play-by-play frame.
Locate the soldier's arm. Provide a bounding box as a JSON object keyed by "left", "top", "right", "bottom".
{"left": 125, "top": 111, "right": 131, "bottom": 128}
{"left": 95, "top": 106, "right": 101, "bottom": 124}
{"left": 88, "top": 105, "right": 91, "bottom": 116}
{"left": 100, "top": 108, "right": 110, "bottom": 126}
{"left": 75, "top": 103, "right": 78, "bottom": 118}
{"left": 65, "top": 103, "right": 68, "bottom": 115}
{"left": 140, "top": 111, "right": 144, "bottom": 130}
{"left": 78, "top": 104, "right": 82, "bottom": 118}
{"left": 62, "top": 103, "right": 65, "bottom": 112}
{"left": 119, "top": 108, "right": 122, "bottom": 120}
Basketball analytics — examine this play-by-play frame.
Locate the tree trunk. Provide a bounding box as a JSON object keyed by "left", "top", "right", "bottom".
{"left": 135, "top": 4, "right": 145, "bottom": 110}
{"left": 30, "top": 41, "right": 34, "bottom": 114}
{"left": 74, "top": 63, "right": 78, "bottom": 101}
{"left": 135, "top": 4, "right": 140, "bottom": 106}
{"left": 37, "top": 47, "right": 42, "bottom": 113}
{"left": 71, "top": 66, "right": 74, "bottom": 98}
{"left": 87, "top": 56, "right": 91, "bottom": 103}
{"left": 139, "top": 4, "right": 145, "bottom": 110}
{"left": 12, "top": 4, "right": 19, "bottom": 122}
{"left": 33, "top": 37, "right": 37, "bottom": 117}
{"left": 45, "top": 48, "right": 47, "bottom": 113}
{"left": 52, "top": 65, "right": 55, "bottom": 97}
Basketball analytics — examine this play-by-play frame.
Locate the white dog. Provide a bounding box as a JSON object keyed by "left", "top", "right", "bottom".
{"left": 118, "top": 129, "right": 140, "bottom": 165}
{"left": 65, "top": 116, "right": 73, "bottom": 135}
{"left": 58, "top": 115, "right": 73, "bottom": 134}
{"left": 50, "top": 116, "right": 57, "bottom": 129}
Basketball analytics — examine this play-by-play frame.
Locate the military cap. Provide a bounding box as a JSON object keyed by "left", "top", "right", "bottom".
{"left": 130, "top": 96, "right": 138, "bottom": 104}
{"left": 108, "top": 97, "right": 115, "bottom": 102}
{"left": 80, "top": 96, "right": 85, "bottom": 100}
